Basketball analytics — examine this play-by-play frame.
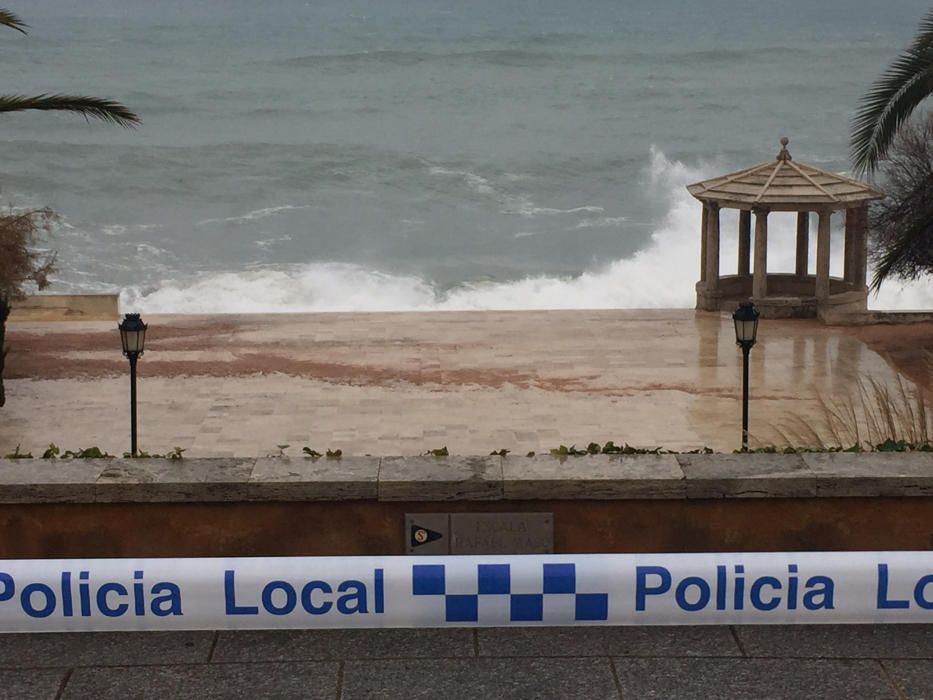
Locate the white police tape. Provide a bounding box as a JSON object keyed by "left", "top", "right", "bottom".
{"left": 0, "top": 551, "right": 928, "bottom": 631}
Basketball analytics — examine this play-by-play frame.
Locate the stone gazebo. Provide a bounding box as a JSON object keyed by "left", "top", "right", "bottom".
{"left": 687, "top": 138, "right": 883, "bottom": 319}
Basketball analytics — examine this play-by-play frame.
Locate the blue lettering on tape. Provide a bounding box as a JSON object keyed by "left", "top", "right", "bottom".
{"left": 877, "top": 564, "right": 933, "bottom": 611}
{"left": 0, "top": 570, "right": 183, "bottom": 619}
{"left": 223, "top": 569, "right": 384, "bottom": 618}
{"left": 635, "top": 564, "right": 836, "bottom": 613}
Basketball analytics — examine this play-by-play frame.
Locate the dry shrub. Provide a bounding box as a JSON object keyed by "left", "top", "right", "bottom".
{"left": 0, "top": 207, "right": 56, "bottom": 301}
{"left": 0, "top": 206, "right": 57, "bottom": 407}
{"left": 776, "top": 374, "right": 933, "bottom": 449}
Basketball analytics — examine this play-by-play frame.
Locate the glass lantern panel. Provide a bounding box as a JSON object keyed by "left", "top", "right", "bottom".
{"left": 123, "top": 330, "right": 144, "bottom": 353}
{"left": 737, "top": 319, "right": 758, "bottom": 343}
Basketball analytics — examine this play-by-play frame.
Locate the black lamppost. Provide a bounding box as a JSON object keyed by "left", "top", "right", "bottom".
{"left": 118, "top": 313, "right": 147, "bottom": 456}
{"left": 732, "top": 303, "right": 760, "bottom": 452}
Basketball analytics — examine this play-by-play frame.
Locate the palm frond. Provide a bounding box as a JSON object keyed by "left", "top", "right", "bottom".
{"left": 870, "top": 205, "right": 933, "bottom": 291}
{"left": 0, "top": 9, "right": 27, "bottom": 34}
{"left": 0, "top": 94, "right": 140, "bottom": 127}
{"left": 851, "top": 8, "right": 933, "bottom": 175}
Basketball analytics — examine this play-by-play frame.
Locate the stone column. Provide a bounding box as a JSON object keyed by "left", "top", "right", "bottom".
{"left": 853, "top": 205, "right": 869, "bottom": 289}
{"left": 738, "top": 210, "right": 751, "bottom": 276}
{"left": 816, "top": 210, "right": 832, "bottom": 301}
{"left": 705, "top": 202, "right": 720, "bottom": 292}
{"left": 844, "top": 208, "right": 857, "bottom": 284}
{"left": 700, "top": 203, "right": 709, "bottom": 283}
{"left": 753, "top": 208, "right": 768, "bottom": 298}
{"left": 795, "top": 211, "right": 809, "bottom": 277}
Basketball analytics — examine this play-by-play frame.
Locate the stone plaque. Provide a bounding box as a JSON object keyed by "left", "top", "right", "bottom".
{"left": 404, "top": 513, "right": 449, "bottom": 555}
{"left": 450, "top": 513, "right": 553, "bottom": 554}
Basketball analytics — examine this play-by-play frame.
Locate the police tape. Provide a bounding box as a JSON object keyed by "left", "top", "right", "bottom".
{"left": 0, "top": 551, "right": 929, "bottom": 631}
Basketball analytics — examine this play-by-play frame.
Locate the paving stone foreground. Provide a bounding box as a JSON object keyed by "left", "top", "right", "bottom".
{"left": 0, "top": 625, "right": 929, "bottom": 699}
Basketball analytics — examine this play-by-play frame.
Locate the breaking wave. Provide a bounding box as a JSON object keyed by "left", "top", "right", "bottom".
{"left": 122, "top": 148, "right": 933, "bottom": 314}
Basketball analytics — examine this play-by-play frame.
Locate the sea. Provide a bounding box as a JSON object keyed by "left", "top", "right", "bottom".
{"left": 2, "top": 0, "right": 932, "bottom": 313}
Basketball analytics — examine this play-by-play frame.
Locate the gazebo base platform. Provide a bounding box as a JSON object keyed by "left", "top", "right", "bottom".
{"left": 696, "top": 275, "right": 868, "bottom": 321}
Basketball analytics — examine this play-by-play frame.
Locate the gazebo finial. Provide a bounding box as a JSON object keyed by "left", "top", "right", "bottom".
{"left": 777, "top": 137, "right": 792, "bottom": 162}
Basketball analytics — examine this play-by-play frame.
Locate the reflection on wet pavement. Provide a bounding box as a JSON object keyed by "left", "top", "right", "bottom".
{"left": 0, "top": 310, "right": 923, "bottom": 456}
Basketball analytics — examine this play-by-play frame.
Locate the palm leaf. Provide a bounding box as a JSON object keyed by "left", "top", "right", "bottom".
{"left": 851, "top": 8, "right": 933, "bottom": 175}
{"left": 870, "top": 205, "right": 933, "bottom": 291}
{"left": 0, "top": 8, "right": 27, "bottom": 34}
{"left": 0, "top": 94, "right": 140, "bottom": 127}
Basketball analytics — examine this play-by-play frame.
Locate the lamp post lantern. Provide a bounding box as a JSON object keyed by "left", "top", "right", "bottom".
{"left": 118, "top": 313, "right": 147, "bottom": 456}
{"left": 732, "top": 302, "right": 759, "bottom": 452}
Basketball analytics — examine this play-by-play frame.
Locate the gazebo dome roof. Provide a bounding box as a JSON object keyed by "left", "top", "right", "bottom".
{"left": 686, "top": 138, "right": 883, "bottom": 211}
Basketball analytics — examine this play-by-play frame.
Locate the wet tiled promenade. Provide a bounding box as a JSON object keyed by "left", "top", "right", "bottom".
{"left": 0, "top": 310, "right": 908, "bottom": 456}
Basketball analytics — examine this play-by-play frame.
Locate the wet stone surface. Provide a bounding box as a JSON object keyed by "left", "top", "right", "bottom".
{"left": 5, "top": 626, "right": 928, "bottom": 699}
{"left": 248, "top": 456, "right": 380, "bottom": 500}
{"left": 378, "top": 455, "right": 504, "bottom": 501}
{"left": 675, "top": 453, "right": 814, "bottom": 498}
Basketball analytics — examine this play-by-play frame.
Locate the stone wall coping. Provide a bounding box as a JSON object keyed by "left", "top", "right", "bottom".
{"left": 0, "top": 453, "right": 929, "bottom": 503}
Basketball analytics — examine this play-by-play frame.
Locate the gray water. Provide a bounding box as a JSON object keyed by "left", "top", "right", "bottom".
{"left": 2, "top": 0, "right": 930, "bottom": 311}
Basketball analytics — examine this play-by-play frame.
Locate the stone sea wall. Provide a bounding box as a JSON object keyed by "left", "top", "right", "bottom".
{"left": 0, "top": 453, "right": 929, "bottom": 557}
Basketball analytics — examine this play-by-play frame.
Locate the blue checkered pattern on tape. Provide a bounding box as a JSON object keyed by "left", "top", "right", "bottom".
{"left": 412, "top": 563, "right": 608, "bottom": 622}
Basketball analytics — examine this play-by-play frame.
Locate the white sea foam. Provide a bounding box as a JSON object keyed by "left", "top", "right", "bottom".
{"left": 254, "top": 234, "right": 293, "bottom": 249}
{"left": 428, "top": 165, "right": 602, "bottom": 220}
{"left": 99, "top": 223, "right": 162, "bottom": 236}
{"left": 197, "top": 205, "right": 312, "bottom": 226}
{"left": 124, "top": 148, "right": 933, "bottom": 314}
{"left": 574, "top": 216, "right": 628, "bottom": 229}
{"left": 428, "top": 167, "right": 496, "bottom": 195}
{"left": 135, "top": 243, "right": 171, "bottom": 259}
{"left": 519, "top": 205, "right": 605, "bottom": 217}
{"left": 122, "top": 264, "right": 438, "bottom": 313}
{"left": 871, "top": 281, "right": 933, "bottom": 310}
